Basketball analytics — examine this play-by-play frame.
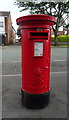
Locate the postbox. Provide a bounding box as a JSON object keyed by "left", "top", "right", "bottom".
{"left": 16, "top": 14, "right": 57, "bottom": 108}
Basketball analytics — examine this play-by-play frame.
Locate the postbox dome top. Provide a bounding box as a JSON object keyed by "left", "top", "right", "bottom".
{"left": 16, "top": 14, "right": 57, "bottom": 24}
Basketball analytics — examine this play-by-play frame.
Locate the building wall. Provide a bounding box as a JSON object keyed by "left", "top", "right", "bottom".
{"left": 5, "top": 14, "right": 13, "bottom": 44}
{"left": 11, "top": 27, "right": 16, "bottom": 43}
{"left": 4, "top": 17, "right": 8, "bottom": 44}
{"left": 0, "top": 11, "right": 16, "bottom": 45}
{"left": 58, "top": 31, "right": 64, "bottom": 35}
{"left": 0, "top": 16, "right": 5, "bottom": 45}
{"left": 0, "top": 16, "right": 5, "bottom": 34}
{"left": 8, "top": 14, "right": 12, "bottom": 44}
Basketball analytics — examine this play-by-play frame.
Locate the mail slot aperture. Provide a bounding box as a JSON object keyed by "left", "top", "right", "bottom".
{"left": 29, "top": 31, "right": 49, "bottom": 39}
{"left": 30, "top": 32, "right": 48, "bottom": 36}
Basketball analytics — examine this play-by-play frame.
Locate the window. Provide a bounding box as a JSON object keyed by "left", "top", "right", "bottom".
{"left": 0, "top": 22, "right": 4, "bottom": 27}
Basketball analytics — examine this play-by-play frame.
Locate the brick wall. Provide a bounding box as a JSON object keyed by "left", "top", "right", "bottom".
{"left": 5, "top": 13, "right": 13, "bottom": 44}
{"left": 0, "top": 11, "right": 16, "bottom": 45}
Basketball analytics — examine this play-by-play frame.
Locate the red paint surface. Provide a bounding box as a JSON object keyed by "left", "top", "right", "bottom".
{"left": 16, "top": 15, "right": 57, "bottom": 94}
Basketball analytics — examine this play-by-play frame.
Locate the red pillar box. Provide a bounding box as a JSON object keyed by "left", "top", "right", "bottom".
{"left": 16, "top": 14, "right": 57, "bottom": 109}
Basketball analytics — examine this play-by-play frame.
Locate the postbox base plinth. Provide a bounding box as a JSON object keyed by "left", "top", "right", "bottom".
{"left": 21, "top": 89, "right": 50, "bottom": 109}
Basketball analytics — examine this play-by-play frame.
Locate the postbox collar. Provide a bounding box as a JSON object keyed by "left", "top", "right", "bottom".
{"left": 16, "top": 14, "right": 57, "bottom": 25}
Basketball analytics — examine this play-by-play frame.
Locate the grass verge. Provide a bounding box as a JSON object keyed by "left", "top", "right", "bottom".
{"left": 51, "top": 45, "right": 69, "bottom": 47}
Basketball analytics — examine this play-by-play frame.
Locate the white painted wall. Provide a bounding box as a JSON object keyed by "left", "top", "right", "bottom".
{"left": 0, "top": 16, "right": 5, "bottom": 34}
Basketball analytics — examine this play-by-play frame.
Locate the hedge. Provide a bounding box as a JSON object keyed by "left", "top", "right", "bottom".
{"left": 52, "top": 35, "right": 69, "bottom": 42}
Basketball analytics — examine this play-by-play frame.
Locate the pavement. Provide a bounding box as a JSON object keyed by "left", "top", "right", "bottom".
{"left": 0, "top": 45, "right": 68, "bottom": 119}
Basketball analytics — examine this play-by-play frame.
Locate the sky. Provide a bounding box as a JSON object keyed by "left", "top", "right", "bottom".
{"left": 0, "top": 0, "right": 29, "bottom": 31}
{"left": 17, "top": 0, "right": 68, "bottom": 2}
{"left": 0, "top": 0, "right": 68, "bottom": 32}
